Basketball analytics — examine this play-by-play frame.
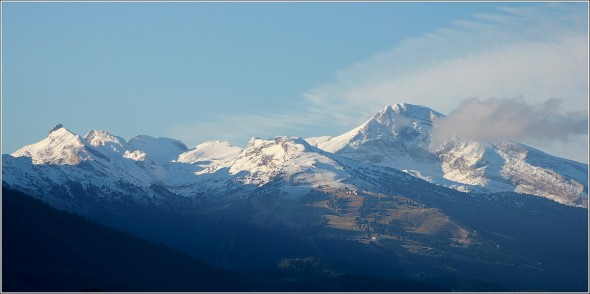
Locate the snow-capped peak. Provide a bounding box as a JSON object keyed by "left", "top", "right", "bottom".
{"left": 47, "top": 124, "right": 75, "bottom": 138}
{"left": 226, "top": 136, "right": 349, "bottom": 189}
{"left": 309, "top": 103, "right": 587, "bottom": 207}
{"left": 230, "top": 137, "right": 306, "bottom": 174}
{"left": 12, "top": 125, "right": 92, "bottom": 165}
{"left": 377, "top": 103, "right": 443, "bottom": 124}
{"left": 84, "top": 130, "right": 127, "bottom": 153}
{"left": 49, "top": 123, "right": 64, "bottom": 134}
{"left": 241, "top": 136, "right": 313, "bottom": 160}
{"left": 312, "top": 103, "right": 443, "bottom": 153}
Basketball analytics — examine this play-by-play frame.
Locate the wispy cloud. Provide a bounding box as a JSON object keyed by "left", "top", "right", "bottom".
{"left": 304, "top": 3, "right": 588, "bottom": 162}
{"left": 167, "top": 3, "right": 588, "bottom": 162}
{"left": 431, "top": 97, "right": 588, "bottom": 146}
{"left": 304, "top": 3, "right": 588, "bottom": 116}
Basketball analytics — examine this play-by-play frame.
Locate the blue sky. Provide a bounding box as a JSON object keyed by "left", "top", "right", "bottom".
{"left": 2, "top": 2, "right": 588, "bottom": 163}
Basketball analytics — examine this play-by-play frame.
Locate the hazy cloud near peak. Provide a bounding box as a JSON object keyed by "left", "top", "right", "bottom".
{"left": 431, "top": 97, "right": 589, "bottom": 147}
{"left": 168, "top": 3, "right": 588, "bottom": 163}
{"left": 300, "top": 3, "right": 588, "bottom": 162}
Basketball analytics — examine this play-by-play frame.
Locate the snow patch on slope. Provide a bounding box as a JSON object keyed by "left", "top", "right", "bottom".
{"left": 127, "top": 135, "right": 188, "bottom": 163}
{"left": 177, "top": 141, "right": 242, "bottom": 164}
{"left": 123, "top": 150, "right": 146, "bottom": 161}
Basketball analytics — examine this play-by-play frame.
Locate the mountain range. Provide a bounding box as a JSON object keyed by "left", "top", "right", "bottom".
{"left": 2, "top": 103, "right": 588, "bottom": 291}
{"left": 3, "top": 103, "right": 587, "bottom": 207}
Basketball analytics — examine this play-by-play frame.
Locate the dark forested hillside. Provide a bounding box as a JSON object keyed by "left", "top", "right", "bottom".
{"left": 2, "top": 187, "right": 244, "bottom": 292}
{"left": 2, "top": 187, "right": 445, "bottom": 292}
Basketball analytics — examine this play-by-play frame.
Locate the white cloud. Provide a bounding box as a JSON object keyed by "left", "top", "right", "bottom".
{"left": 305, "top": 4, "right": 587, "bottom": 113}
{"left": 431, "top": 97, "right": 588, "bottom": 146}
{"left": 303, "top": 3, "right": 588, "bottom": 162}
{"left": 167, "top": 3, "right": 588, "bottom": 162}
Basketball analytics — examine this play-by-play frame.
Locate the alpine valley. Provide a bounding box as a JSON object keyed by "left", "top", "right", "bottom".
{"left": 2, "top": 103, "right": 588, "bottom": 291}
